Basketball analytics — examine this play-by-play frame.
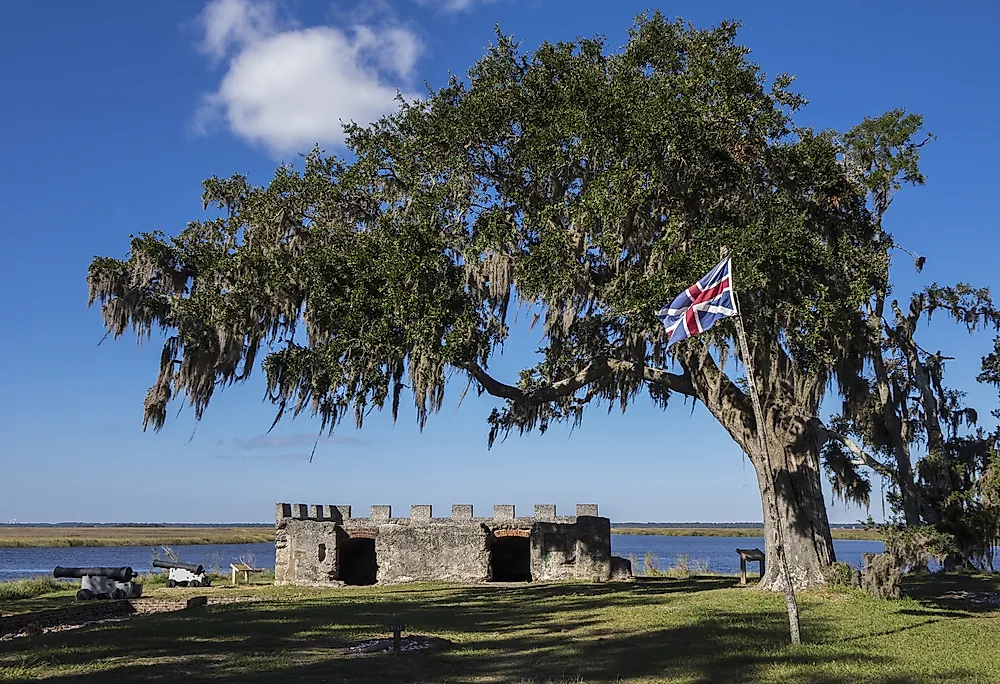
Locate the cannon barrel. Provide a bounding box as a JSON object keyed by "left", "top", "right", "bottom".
{"left": 53, "top": 566, "right": 135, "bottom": 582}
{"left": 152, "top": 559, "right": 204, "bottom": 574}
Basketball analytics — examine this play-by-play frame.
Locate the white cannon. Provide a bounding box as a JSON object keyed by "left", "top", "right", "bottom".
{"left": 152, "top": 559, "right": 211, "bottom": 588}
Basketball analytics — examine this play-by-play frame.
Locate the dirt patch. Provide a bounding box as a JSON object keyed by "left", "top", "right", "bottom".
{"left": 939, "top": 590, "right": 1000, "bottom": 607}
{"left": 346, "top": 635, "right": 453, "bottom": 655}
{"left": 2, "top": 616, "right": 133, "bottom": 640}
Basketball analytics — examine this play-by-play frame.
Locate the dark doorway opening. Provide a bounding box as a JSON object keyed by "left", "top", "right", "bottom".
{"left": 490, "top": 536, "right": 531, "bottom": 582}
{"left": 338, "top": 538, "right": 377, "bottom": 585}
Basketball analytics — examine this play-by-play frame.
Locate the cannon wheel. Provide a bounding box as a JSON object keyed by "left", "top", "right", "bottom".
{"left": 110, "top": 589, "right": 126, "bottom": 600}
{"left": 76, "top": 589, "right": 93, "bottom": 601}
{"left": 166, "top": 579, "right": 176, "bottom": 588}
{"left": 189, "top": 580, "right": 201, "bottom": 588}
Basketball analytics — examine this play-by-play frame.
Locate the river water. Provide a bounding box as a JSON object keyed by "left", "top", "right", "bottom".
{"left": 0, "top": 536, "right": 884, "bottom": 582}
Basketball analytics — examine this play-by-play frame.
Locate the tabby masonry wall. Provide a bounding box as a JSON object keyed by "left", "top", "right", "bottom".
{"left": 275, "top": 502, "right": 616, "bottom": 586}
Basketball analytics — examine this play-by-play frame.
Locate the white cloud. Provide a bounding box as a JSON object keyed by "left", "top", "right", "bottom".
{"left": 196, "top": 0, "right": 283, "bottom": 61}
{"left": 412, "top": 0, "right": 483, "bottom": 12}
{"left": 192, "top": 0, "right": 422, "bottom": 156}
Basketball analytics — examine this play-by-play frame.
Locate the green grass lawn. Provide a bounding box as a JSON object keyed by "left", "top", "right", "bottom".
{"left": 1, "top": 574, "right": 997, "bottom": 683}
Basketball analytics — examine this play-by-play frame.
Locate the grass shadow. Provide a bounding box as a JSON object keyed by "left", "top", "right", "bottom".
{"left": 901, "top": 572, "right": 1000, "bottom": 616}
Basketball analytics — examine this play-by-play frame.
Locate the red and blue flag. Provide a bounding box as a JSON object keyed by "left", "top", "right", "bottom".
{"left": 657, "top": 257, "right": 739, "bottom": 347}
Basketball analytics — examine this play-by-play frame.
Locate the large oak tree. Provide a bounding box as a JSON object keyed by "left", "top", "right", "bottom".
{"left": 88, "top": 15, "right": 921, "bottom": 589}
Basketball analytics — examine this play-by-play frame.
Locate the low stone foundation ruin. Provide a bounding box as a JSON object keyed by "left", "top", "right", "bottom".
{"left": 0, "top": 596, "right": 250, "bottom": 640}
{"left": 275, "top": 503, "right": 618, "bottom": 586}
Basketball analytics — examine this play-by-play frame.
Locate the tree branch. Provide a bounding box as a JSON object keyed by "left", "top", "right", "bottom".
{"left": 616, "top": 360, "right": 697, "bottom": 396}
{"left": 461, "top": 357, "right": 696, "bottom": 404}
{"left": 824, "top": 428, "right": 895, "bottom": 478}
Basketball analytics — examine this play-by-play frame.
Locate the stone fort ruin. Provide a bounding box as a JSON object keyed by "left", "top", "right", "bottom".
{"left": 275, "top": 502, "right": 628, "bottom": 586}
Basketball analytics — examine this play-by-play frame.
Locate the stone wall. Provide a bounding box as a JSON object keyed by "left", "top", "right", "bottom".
{"left": 275, "top": 502, "right": 615, "bottom": 587}
{"left": 274, "top": 519, "right": 339, "bottom": 585}
{"left": 0, "top": 601, "right": 132, "bottom": 636}
{"left": 530, "top": 515, "right": 611, "bottom": 582}
{"left": 376, "top": 522, "right": 491, "bottom": 584}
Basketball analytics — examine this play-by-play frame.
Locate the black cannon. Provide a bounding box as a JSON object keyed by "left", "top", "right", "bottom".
{"left": 54, "top": 566, "right": 136, "bottom": 582}
{"left": 152, "top": 559, "right": 210, "bottom": 588}
{"left": 152, "top": 559, "right": 204, "bottom": 574}
{"left": 53, "top": 566, "right": 142, "bottom": 601}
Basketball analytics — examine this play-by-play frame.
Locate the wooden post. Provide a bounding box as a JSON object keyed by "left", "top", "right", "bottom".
{"left": 740, "top": 555, "right": 747, "bottom": 585}
{"left": 725, "top": 247, "right": 803, "bottom": 645}
{"left": 389, "top": 618, "right": 405, "bottom": 655}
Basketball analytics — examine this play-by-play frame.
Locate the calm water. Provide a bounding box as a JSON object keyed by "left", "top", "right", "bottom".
{"left": 612, "top": 535, "right": 884, "bottom": 575}
{"left": 0, "top": 536, "right": 883, "bottom": 581}
{"left": 0, "top": 543, "right": 275, "bottom": 582}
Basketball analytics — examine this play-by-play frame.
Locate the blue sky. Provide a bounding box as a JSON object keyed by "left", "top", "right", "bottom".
{"left": 1, "top": 0, "right": 997, "bottom": 524}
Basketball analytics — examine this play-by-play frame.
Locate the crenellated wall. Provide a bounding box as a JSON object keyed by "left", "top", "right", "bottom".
{"left": 276, "top": 502, "right": 600, "bottom": 524}
{"left": 274, "top": 502, "right": 616, "bottom": 586}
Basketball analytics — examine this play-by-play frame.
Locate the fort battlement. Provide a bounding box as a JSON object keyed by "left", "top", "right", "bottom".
{"left": 275, "top": 503, "right": 600, "bottom": 524}
{"left": 274, "top": 500, "right": 627, "bottom": 587}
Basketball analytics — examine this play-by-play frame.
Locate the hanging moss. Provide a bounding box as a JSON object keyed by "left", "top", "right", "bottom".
{"left": 861, "top": 552, "right": 901, "bottom": 600}
{"left": 823, "top": 561, "right": 861, "bottom": 589}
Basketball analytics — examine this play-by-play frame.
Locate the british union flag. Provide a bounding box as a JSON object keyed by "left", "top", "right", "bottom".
{"left": 656, "top": 257, "right": 739, "bottom": 347}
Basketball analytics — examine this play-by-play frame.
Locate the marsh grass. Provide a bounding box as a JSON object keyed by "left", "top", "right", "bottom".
{"left": 0, "top": 527, "right": 273, "bottom": 548}
{"left": 663, "top": 554, "right": 712, "bottom": 578}
{"left": 0, "top": 577, "right": 72, "bottom": 602}
{"left": 629, "top": 552, "right": 714, "bottom": 578}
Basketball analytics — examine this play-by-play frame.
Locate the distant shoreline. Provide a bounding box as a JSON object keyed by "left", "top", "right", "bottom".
{"left": 0, "top": 521, "right": 871, "bottom": 529}
{"left": 0, "top": 526, "right": 273, "bottom": 548}
{"left": 0, "top": 524, "right": 880, "bottom": 547}
{"left": 613, "top": 527, "right": 882, "bottom": 541}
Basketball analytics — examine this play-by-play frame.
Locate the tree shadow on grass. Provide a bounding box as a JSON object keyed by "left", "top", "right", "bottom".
{"left": 899, "top": 572, "right": 1000, "bottom": 616}
{"left": 832, "top": 617, "right": 944, "bottom": 643}
{"left": 0, "top": 579, "right": 989, "bottom": 683}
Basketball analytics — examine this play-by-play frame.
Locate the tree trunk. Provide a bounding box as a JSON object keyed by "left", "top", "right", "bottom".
{"left": 896, "top": 461, "right": 923, "bottom": 527}
{"left": 873, "top": 341, "right": 923, "bottom": 527}
{"left": 678, "top": 344, "right": 836, "bottom": 592}
{"left": 753, "top": 424, "right": 836, "bottom": 591}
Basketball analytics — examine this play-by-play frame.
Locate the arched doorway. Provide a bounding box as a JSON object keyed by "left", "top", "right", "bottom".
{"left": 490, "top": 536, "right": 531, "bottom": 582}
{"left": 338, "top": 537, "right": 377, "bottom": 585}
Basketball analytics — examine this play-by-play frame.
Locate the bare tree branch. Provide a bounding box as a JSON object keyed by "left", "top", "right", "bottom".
{"left": 824, "top": 427, "right": 895, "bottom": 478}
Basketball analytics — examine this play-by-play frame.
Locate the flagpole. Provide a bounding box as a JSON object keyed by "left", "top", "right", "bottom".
{"left": 723, "top": 246, "right": 803, "bottom": 645}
